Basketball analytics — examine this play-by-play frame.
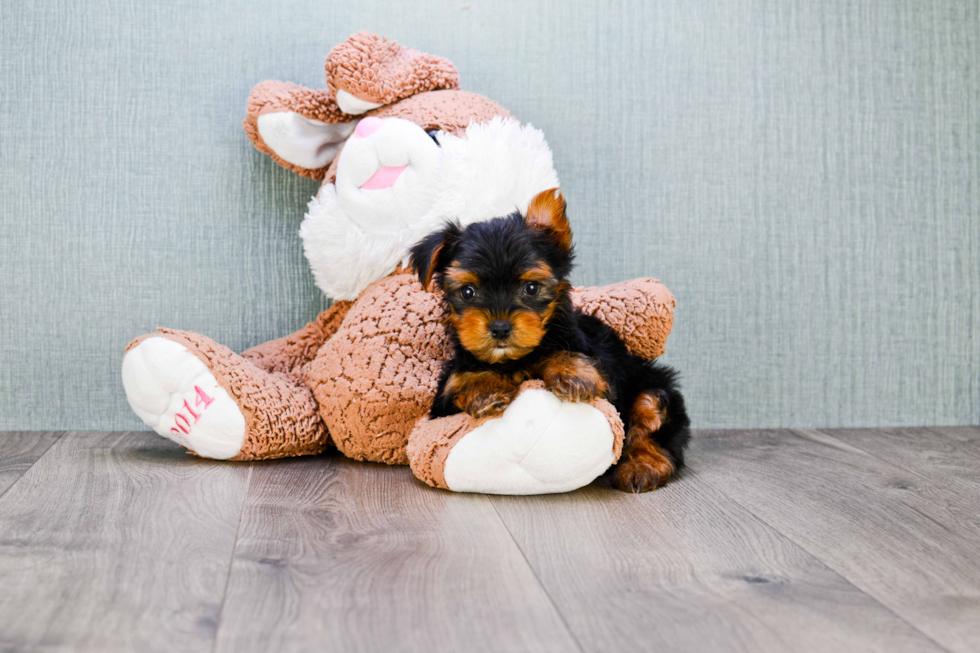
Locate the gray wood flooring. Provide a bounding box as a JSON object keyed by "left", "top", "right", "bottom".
{"left": 0, "top": 427, "right": 977, "bottom": 653}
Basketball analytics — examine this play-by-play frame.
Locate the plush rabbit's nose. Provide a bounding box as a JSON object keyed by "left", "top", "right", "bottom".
{"left": 354, "top": 116, "right": 383, "bottom": 138}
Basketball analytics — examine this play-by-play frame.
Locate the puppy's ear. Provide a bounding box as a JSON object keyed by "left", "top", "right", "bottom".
{"left": 409, "top": 221, "right": 462, "bottom": 290}
{"left": 525, "top": 188, "right": 572, "bottom": 254}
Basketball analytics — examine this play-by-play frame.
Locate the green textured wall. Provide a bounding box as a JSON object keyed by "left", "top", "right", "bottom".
{"left": 1, "top": 0, "right": 977, "bottom": 429}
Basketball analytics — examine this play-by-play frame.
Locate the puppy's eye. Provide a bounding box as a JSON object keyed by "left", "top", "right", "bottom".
{"left": 460, "top": 285, "right": 475, "bottom": 300}
{"left": 426, "top": 130, "right": 441, "bottom": 146}
{"left": 523, "top": 281, "right": 540, "bottom": 296}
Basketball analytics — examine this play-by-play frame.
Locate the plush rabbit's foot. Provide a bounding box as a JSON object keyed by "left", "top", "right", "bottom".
{"left": 122, "top": 335, "right": 246, "bottom": 459}
{"left": 123, "top": 329, "right": 330, "bottom": 461}
{"left": 408, "top": 381, "right": 625, "bottom": 495}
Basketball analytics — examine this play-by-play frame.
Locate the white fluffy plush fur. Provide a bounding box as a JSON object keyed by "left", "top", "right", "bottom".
{"left": 299, "top": 117, "right": 560, "bottom": 300}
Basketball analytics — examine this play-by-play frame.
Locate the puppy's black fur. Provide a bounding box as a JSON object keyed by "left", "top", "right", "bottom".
{"left": 409, "top": 188, "right": 690, "bottom": 492}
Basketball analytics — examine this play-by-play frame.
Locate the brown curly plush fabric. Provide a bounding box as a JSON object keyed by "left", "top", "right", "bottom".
{"left": 405, "top": 380, "right": 626, "bottom": 490}
{"left": 243, "top": 31, "right": 507, "bottom": 184}
{"left": 591, "top": 392, "right": 627, "bottom": 462}
{"left": 301, "top": 274, "right": 672, "bottom": 467}
{"left": 243, "top": 32, "right": 461, "bottom": 181}
{"left": 243, "top": 300, "right": 353, "bottom": 378}
{"left": 368, "top": 90, "right": 510, "bottom": 136}
{"left": 304, "top": 274, "right": 453, "bottom": 464}
{"left": 124, "top": 271, "right": 671, "bottom": 466}
{"left": 572, "top": 279, "right": 676, "bottom": 360}
{"left": 326, "top": 31, "right": 460, "bottom": 105}
{"left": 126, "top": 329, "right": 330, "bottom": 461}
{"left": 405, "top": 412, "right": 483, "bottom": 490}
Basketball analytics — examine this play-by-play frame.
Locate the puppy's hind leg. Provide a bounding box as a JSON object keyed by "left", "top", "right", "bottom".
{"left": 612, "top": 383, "right": 690, "bottom": 493}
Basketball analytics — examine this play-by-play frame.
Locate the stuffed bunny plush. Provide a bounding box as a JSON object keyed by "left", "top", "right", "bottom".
{"left": 121, "top": 32, "right": 676, "bottom": 494}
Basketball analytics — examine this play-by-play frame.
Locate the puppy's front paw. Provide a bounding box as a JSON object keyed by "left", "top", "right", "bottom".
{"left": 446, "top": 371, "right": 519, "bottom": 419}
{"left": 459, "top": 390, "right": 516, "bottom": 418}
{"left": 546, "top": 374, "right": 603, "bottom": 403}
{"left": 540, "top": 352, "right": 608, "bottom": 403}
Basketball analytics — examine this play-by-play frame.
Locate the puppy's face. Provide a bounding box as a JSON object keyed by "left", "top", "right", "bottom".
{"left": 410, "top": 188, "right": 575, "bottom": 364}
{"left": 442, "top": 255, "right": 561, "bottom": 364}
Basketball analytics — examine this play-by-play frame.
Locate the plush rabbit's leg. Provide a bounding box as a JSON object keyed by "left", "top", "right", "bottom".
{"left": 407, "top": 381, "right": 624, "bottom": 495}
{"left": 572, "top": 278, "right": 676, "bottom": 360}
{"left": 122, "top": 329, "right": 329, "bottom": 461}
{"left": 325, "top": 31, "right": 460, "bottom": 114}
{"left": 242, "top": 301, "right": 353, "bottom": 376}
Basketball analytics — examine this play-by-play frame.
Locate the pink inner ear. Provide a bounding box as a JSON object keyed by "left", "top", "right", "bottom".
{"left": 360, "top": 165, "right": 408, "bottom": 190}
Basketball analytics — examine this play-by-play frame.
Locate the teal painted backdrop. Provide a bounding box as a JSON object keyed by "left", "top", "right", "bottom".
{"left": 1, "top": 0, "right": 978, "bottom": 430}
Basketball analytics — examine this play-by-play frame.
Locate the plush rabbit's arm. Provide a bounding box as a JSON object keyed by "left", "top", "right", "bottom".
{"left": 571, "top": 279, "right": 675, "bottom": 360}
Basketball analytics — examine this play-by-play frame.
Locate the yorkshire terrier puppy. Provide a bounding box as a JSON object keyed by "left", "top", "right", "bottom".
{"left": 409, "top": 188, "right": 690, "bottom": 492}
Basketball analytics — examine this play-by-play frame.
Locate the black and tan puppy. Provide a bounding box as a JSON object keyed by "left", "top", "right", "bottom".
{"left": 409, "top": 188, "right": 690, "bottom": 492}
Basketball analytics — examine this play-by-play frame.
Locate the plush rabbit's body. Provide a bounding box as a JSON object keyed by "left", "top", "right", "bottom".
{"left": 121, "top": 33, "right": 676, "bottom": 494}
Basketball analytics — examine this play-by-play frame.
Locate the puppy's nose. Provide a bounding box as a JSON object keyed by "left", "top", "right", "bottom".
{"left": 489, "top": 320, "right": 513, "bottom": 341}
{"left": 354, "top": 116, "right": 383, "bottom": 139}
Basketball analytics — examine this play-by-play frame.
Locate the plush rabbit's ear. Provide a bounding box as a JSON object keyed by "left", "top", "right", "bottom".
{"left": 326, "top": 32, "right": 460, "bottom": 116}
{"left": 243, "top": 81, "right": 357, "bottom": 180}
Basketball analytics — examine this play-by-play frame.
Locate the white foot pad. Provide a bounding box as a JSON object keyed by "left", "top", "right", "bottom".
{"left": 442, "top": 388, "right": 617, "bottom": 495}
{"left": 121, "top": 337, "right": 246, "bottom": 459}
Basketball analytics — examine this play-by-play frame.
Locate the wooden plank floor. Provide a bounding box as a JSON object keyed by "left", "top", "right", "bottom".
{"left": 0, "top": 427, "right": 977, "bottom": 653}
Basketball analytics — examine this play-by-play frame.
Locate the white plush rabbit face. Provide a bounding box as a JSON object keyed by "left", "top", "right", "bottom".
{"left": 333, "top": 117, "right": 445, "bottom": 232}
